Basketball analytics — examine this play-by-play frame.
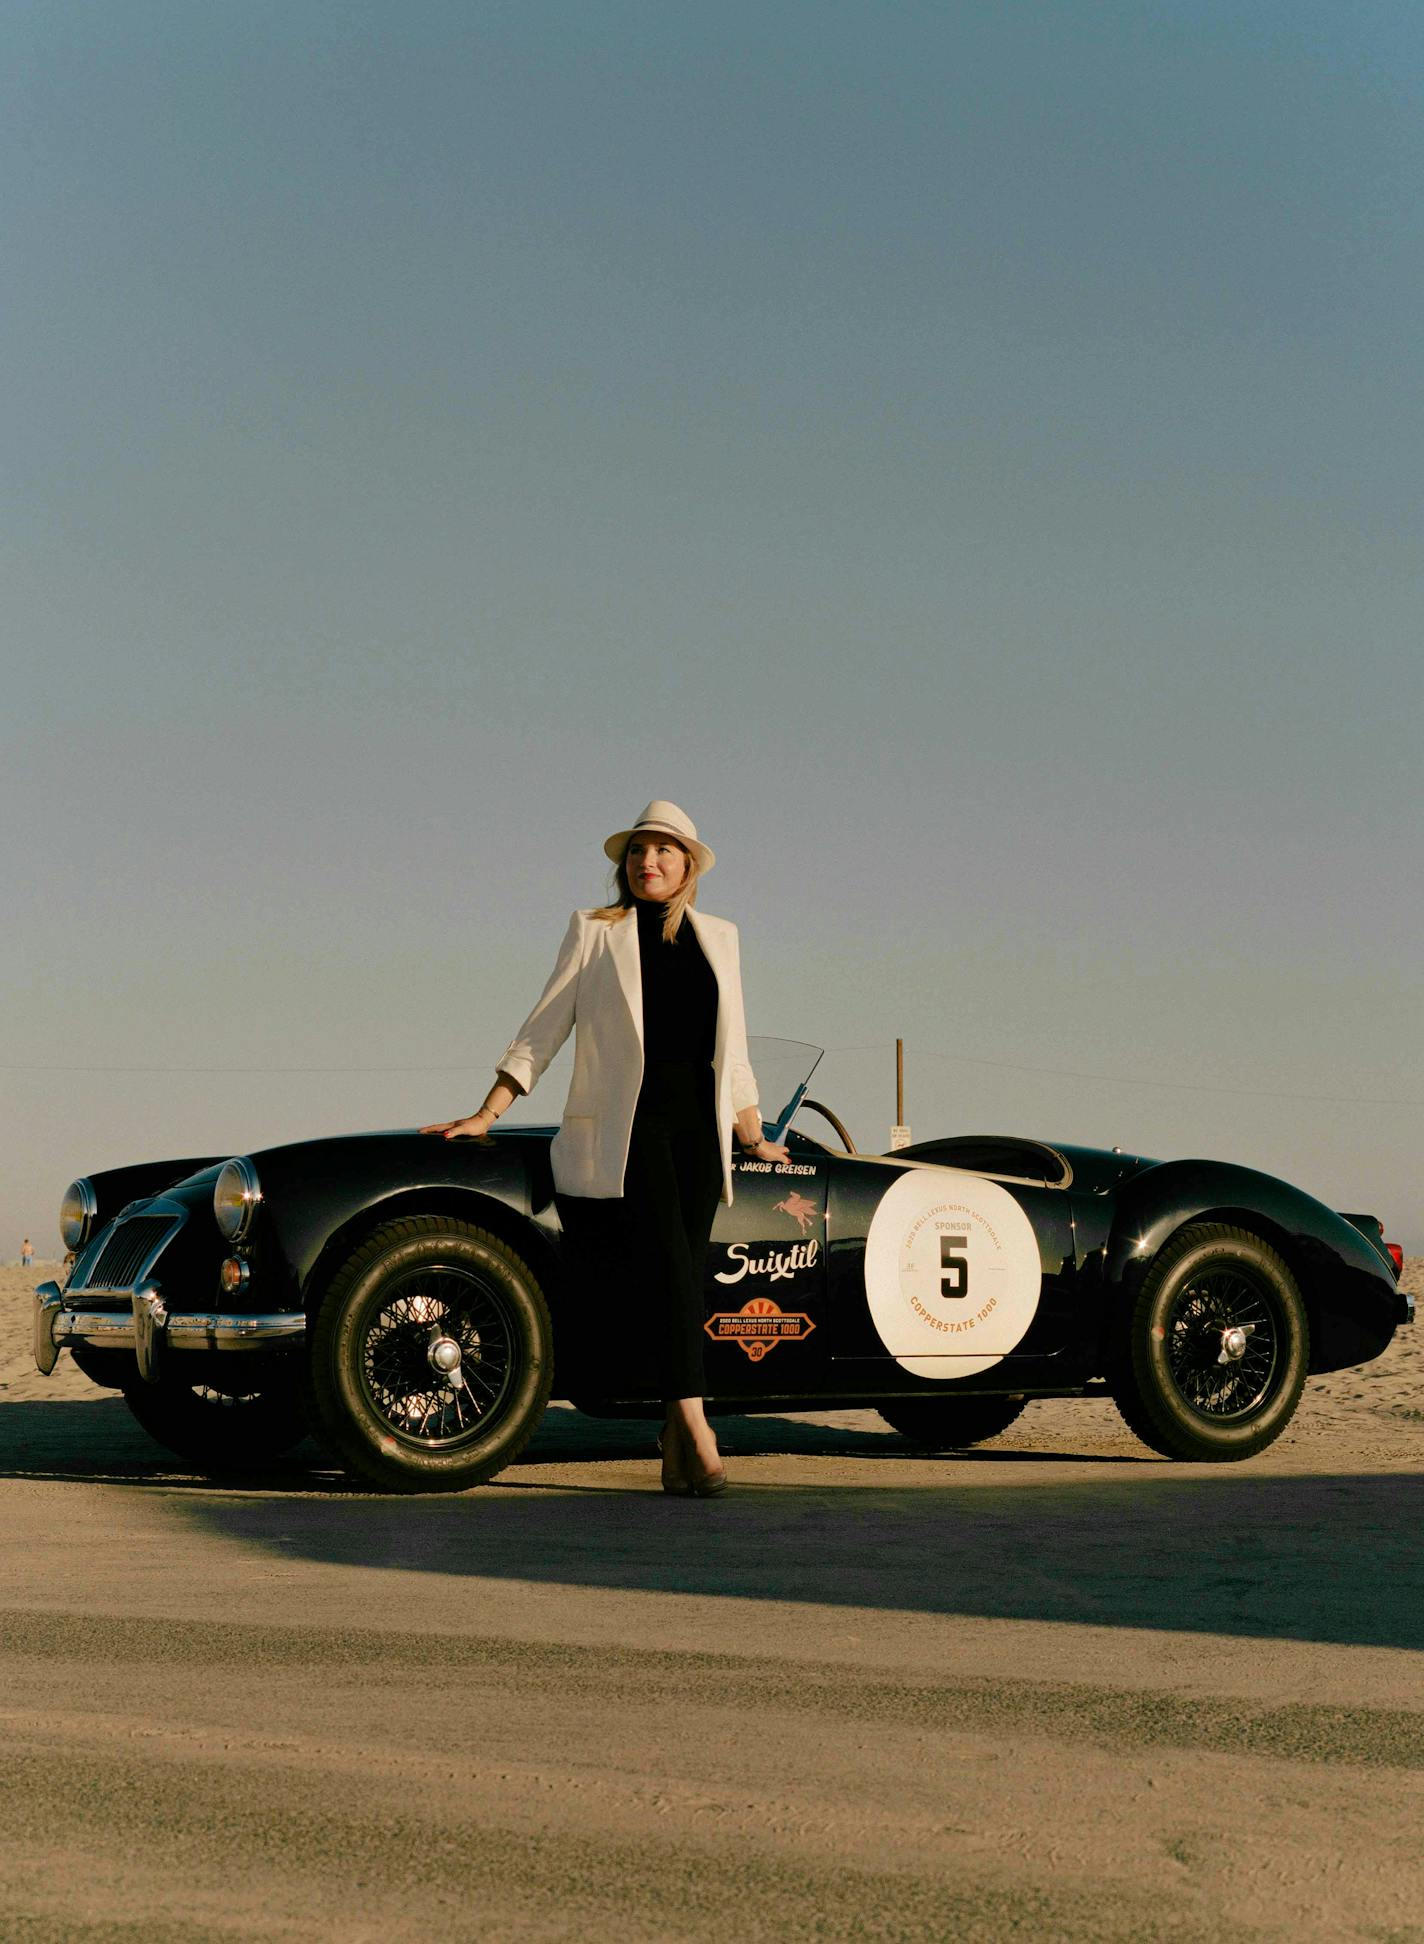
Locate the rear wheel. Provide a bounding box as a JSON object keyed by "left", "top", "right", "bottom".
{"left": 878, "top": 1395, "right": 1027, "bottom": 1449}
{"left": 122, "top": 1362, "right": 307, "bottom": 1467}
{"left": 305, "top": 1217, "right": 553, "bottom": 1493}
{"left": 1111, "top": 1223, "right": 1308, "bottom": 1461}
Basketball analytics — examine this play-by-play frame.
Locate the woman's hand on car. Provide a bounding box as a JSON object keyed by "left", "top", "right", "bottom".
{"left": 741, "top": 1136, "right": 790, "bottom": 1163}
{"left": 419, "top": 1110, "right": 495, "bottom": 1139}
{"left": 421, "top": 1075, "right": 521, "bottom": 1139}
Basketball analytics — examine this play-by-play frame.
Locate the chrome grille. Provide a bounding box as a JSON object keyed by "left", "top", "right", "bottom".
{"left": 75, "top": 1215, "right": 180, "bottom": 1292}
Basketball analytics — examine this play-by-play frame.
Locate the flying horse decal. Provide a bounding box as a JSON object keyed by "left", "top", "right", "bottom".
{"left": 773, "top": 1190, "right": 818, "bottom": 1234}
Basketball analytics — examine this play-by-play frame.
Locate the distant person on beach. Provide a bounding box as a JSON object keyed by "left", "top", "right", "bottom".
{"left": 21, "top": 1238, "right": 34, "bottom": 1268}
{"left": 421, "top": 799, "right": 786, "bottom": 1498}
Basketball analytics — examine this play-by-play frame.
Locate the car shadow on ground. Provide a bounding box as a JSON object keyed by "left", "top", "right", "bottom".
{"left": 0, "top": 1394, "right": 1146, "bottom": 1487}
{"left": 4, "top": 1398, "right": 1420, "bottom": 1652}
{"left": 188, "top": 1463, "right": 1424, "bottom": 1652}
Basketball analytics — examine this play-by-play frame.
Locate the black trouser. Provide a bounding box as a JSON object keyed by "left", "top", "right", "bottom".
{"left": 621, "top": 1061, "right": 723, "bottom": 1402}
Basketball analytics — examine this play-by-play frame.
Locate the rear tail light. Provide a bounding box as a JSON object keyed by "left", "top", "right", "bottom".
{"left": 1386, "top": 1241, "right": 1404, "bottom": 1275}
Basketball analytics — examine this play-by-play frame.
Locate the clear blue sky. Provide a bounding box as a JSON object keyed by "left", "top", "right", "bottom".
{"left": 5, "top": 0, "right": 1422, "bottom": 1255}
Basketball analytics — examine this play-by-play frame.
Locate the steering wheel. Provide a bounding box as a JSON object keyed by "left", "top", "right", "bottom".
{"left": 796, "top": 1099, "right": 858, "bottom": 1155}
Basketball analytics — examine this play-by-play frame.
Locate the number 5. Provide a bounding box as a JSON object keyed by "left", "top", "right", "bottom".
{"left": 940, "top": 1234, "right": 969, "bottom": 1300}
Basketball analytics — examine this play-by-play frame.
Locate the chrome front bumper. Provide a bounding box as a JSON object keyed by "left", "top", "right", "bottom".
{"left": 34, "top": 1280, "right": 305, "bottom": 1384}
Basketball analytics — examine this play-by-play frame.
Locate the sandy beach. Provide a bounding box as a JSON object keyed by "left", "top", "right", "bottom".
{"left": 2, "top": 1257, "right": 1421, "bottom": 1941}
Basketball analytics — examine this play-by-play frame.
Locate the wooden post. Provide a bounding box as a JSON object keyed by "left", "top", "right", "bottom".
{"left": 889, "top": 1041, "right": 910, "bottom": 1150}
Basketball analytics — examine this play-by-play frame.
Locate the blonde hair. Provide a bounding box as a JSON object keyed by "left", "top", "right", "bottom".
{"left": 591, "top": 837, "right": 701, "bottom": 942}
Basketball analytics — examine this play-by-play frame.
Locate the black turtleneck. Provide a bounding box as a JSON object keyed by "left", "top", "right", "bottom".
{"left": 635, "top": 897, "right": 719, "bottom": 1077}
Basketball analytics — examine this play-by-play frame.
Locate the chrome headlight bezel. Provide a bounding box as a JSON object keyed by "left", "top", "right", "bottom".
{"left": 60, "top": 1177, "right": 99, "bottom": 1252}
{"left": 213, "top": 1157, "right": 262, "bottom": 1244}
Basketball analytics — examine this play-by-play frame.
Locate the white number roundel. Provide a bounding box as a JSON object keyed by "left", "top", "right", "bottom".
{"left": 863, "top": 1168, "right": 1043, "bottom": 1379}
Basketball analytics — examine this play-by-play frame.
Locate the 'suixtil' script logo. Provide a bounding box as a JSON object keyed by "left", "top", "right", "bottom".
{"left": 704, "top": 1296, "right": 816, "bottom": 1362}
{"left": 714, "top": 1237, "right": 819, "bottom": 1285}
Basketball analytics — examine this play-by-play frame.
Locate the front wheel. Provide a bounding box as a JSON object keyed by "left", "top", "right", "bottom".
{"left": 1111, "top": 1224, "right": 1309, "bottom": 1461}
{"left": 878, "top": 1395, "right": 1027, "bottom": 1449}
{"left": 305, "top": 1217, "right": 553, "bottom": 1493}
{"left": 121, "top": 1362, "right": 308, "bottom": 1467}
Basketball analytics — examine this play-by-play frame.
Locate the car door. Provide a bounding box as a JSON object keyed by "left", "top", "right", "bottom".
{"left": 824, "top": 1152, "right": 1080, "bottom": 1384}
{"left": 702, "top": 1149, "right": 831, "bottom": 1395}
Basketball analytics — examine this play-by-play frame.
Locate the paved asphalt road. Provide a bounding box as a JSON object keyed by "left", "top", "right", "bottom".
{"left": 3, "top": 1388, "right": 1424, "bottom": 1942}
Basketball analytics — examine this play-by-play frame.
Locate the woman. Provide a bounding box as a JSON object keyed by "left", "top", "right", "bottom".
{"left": 422, "top": 800, "right": 788, "bottom": 1496}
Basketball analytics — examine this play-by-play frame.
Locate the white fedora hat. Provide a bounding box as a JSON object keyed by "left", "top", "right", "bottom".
{"left": 603, "top": 799, "right": 715, "bottom": 873}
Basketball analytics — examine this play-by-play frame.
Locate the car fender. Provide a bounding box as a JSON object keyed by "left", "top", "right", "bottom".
{"left": 242, "top": 1133, "right": 569, "bottom": 1319}
{"left": 1102, "top": 1158, "right": 1401, "bottom": 1374}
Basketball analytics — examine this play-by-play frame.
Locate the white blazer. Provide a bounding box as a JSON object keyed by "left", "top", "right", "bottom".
{"left": 495, "top": 906, "right": 760, "bottom": 1204}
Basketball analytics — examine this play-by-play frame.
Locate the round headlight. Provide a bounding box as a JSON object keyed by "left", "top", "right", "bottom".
{"left": 214, "top": 1157, "right": 261, "bottom": 1243}
{"left": 60, "top": 1178, "right": 98, "bottom": 1252}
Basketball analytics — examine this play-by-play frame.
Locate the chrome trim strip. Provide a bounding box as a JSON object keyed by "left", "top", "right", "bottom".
{"left": 839, "top": 1149, "right": 1071, "bottom": 1189}
{"left": 52, "top": 1307, "right": 306, "bottom": 1352}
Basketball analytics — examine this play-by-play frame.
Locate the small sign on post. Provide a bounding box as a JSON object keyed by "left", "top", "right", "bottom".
{"left": 889, "top": 1125, "right": 912, "bottom": 1151}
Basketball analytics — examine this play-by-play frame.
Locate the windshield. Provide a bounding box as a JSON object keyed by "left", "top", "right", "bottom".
{"left": 747, "top": 1037, "right": 823, "bottom": 1143}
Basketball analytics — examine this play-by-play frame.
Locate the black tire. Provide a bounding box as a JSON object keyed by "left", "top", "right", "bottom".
{"left": 70, "top": 1346, "right": 132, "bottom": 1392}
{"left": 122, "top": 1362, "right": 308, "bottom": 1467}
{"left": 878, "top": 1395, "right": 1028, "bottom": 1449}
{"left": 1111, "top": 1223, "right": 1309, "bottom": 1461}
{"left": 305, "top": 1216, "right": 553, "bottom": 1493}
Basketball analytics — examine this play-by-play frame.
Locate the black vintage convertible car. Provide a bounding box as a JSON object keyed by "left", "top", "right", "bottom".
{"left": 33, "top": 1040, "right": 1410, "bottom": 1491}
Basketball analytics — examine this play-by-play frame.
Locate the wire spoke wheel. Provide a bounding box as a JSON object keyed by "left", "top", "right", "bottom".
{"left": 307, "top": 1217, "right": 554, "bottom": 1492}
{"left": 122, "top": 1362, "right": 307, "bottom": 1467}
{"left": 1113, "top": 1223, "right": 1309, "bottom": 1461}
{"left": 189, "top": 1384, "right": 266, "bottom": 1409}
{"left": 1164, "top": 1269, "right": 1279, "bottom": 1419}
{"left": 360, "top": 1269, "right": 516, "bottom": 1449}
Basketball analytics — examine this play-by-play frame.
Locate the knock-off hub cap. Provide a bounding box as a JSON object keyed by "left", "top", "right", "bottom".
{"left": 427, "top": 1333, "right": 465, "bottom": 1388}
{"left": 1218, "top": 1324, "right": 1250, "bottom": 1364}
